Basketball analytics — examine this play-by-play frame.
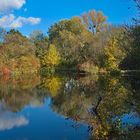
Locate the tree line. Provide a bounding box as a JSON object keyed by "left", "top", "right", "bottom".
{"left": 0, "top": 7, "right": 140, "bottom": 75}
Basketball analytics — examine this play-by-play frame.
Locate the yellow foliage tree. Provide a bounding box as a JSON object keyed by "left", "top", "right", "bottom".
{"left": 41, "top": 44, "right": 60, "bottom": 67}
{"left": 104, "top": 37, "right": 124, "bottom": 70}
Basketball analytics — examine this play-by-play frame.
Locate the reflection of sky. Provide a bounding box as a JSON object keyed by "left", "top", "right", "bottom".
{"left": 114, "top": 112, "right": 140, "bottom": 130}
{"left": 0, "top": 99, "right": 89, "bottom": 140}
{"left": 0, "top": 102, "right": 28, "bottom": 131}
{"left": 121, "top": 112, "right": 140, "bottom": 128}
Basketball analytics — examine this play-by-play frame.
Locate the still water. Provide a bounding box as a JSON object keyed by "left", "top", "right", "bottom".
{"left": 0, "top": 74, "right": 140, "bottom": 140}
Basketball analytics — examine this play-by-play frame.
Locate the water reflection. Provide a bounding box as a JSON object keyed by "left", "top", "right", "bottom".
{"left": 0, "top": 102, "right": 28, "bottom": 131}
{"left": 0, "top": 74, "right": 139, "bottom": 140}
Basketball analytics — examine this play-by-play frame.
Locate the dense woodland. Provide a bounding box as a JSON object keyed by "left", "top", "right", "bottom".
{"left": 0, "top": 1, "right": 140, "bottom": 75}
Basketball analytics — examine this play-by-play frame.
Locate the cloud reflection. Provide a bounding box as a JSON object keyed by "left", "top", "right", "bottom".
{"left": 0, "top": 102, "right": 29, "bottom": 131}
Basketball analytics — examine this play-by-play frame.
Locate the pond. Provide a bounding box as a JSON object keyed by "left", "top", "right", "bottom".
{"left": 0, "top": 74, "right": 140, "bottom": 140}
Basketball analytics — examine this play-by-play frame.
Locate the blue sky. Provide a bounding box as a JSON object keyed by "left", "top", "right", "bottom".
{"left": 0, "top": 0, "right": 138, "bottom": 35}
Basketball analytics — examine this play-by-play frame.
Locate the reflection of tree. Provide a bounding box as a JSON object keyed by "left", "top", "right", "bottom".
{"left": 50, "top": 75, "right": 140, "bottom": 140}
{"left": 89, "top": 75, "right": 140, "bottom": 139}
{"left": 0, "top": 74, "right": 139, "bottom": 139}
{"left": 0, "top": 75, "right": 46, "bottom": 112}
{"left": 40, "top": 76, "right": 62, "bottom": 97}
{"left": 123, "top": 75, "right": 140, "bottom": 115}
{"left": 51, "top": 75, "right": 99, "bottom": 121}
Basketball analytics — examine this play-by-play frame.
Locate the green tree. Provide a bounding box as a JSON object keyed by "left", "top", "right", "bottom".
{"left": 0, "top": 29, "right": 40, "bottom": 74}
{"left": 120, "top": 26, "right": 140, "bottom": 70}
{"left": 48, "top": 17, "right": 96, "bottom": 67}
{"left": 30, "top": 30, "right": 49, "bottom": 58}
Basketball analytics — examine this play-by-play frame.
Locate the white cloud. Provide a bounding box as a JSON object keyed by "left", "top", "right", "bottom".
{"left": 0, "top": 0, "right": 26, "bottom": 13}
{"left": 0, "top": 0, "right": 41, "bottom": 28}
{"left": 0, "top": 14, "right": 41, "bottom": 28}
{"left": 0, "top": 111, "right": 28, "bottom": 131}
